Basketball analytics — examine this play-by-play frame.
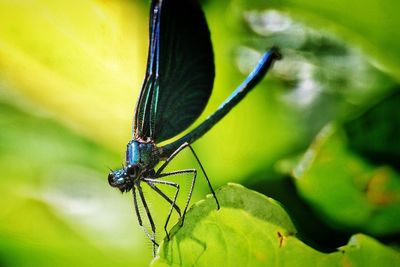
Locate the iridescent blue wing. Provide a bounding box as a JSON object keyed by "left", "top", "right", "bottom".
{"left": 133, "top": 0, "right": 215, "bottom": 143}
{"left": 133, "top": 0, "right": 160, "bottom": 140}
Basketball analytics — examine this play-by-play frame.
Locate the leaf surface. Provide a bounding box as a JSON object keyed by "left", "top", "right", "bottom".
{"left": 152, "top": 184, "right": 400, "bottom": 266}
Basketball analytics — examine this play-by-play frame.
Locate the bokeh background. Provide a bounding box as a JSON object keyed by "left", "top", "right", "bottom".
{"left": 0, "top": 0, "right": 399, "bottom": 266}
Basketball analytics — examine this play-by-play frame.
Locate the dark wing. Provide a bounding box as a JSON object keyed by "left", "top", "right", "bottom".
{"left": 133, "top": 0, "right": 215, "bottom": 143}
{"left": 133, "top": 0, "right": 160, "bottom": 139}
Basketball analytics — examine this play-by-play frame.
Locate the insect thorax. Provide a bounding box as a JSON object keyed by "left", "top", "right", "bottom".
{"left": 126, "top": 139, "right": 159, "bottom": 171}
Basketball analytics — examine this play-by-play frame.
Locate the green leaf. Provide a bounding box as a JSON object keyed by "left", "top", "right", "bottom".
{"left": 152, "top": 184, "right": 399, "bottom": 266}
{"left": 293, "top": 123, "right": 400, "bottom": 235}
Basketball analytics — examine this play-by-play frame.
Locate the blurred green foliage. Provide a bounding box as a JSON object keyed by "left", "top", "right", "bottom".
{"left": 0, "top": 0, "right": 399, "bottom": 266}
{"left": 293, "top": 124, "right": 400, "bottom": 235}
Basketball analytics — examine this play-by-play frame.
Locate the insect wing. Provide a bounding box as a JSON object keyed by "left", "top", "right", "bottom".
{"left": 133, "top": 0, "right": 160, "bottom": 139}
{"left": 134, "top": 0, "right": 215, "bottom": 143}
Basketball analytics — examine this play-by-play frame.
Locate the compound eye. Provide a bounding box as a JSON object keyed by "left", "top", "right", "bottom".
{"left": 108, "top": 170, "right": 125, "bottom": 187}
{"left": 126, "top": 165, "right": 137, "bottom": 177}
{"left": 108, "top": 172, "right": 115, "bottom": 186}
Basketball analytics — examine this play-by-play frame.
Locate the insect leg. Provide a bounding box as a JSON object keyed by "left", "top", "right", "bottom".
{"left": 143, "top": 177, "right": 181, "bottom": 240}
{"left": 156, "top": 142, "right": 190, "bottom": 175}
{"left": 157, "top": 142, "right": 220, "bottom": 209}
{"left": 136, "top": 183, "right": 158, "bottom": 256}
{"left": 154, "top": 169, "right": 197, "bottom": 229}
{"left": 145, "top": 181, "right": 182, "bottom": 217}
{"left": 187, "top": 144, "right": 220, "bottom": 209}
